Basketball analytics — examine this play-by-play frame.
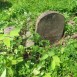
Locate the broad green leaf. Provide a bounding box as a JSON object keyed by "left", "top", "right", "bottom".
{"left": 18, "top": 45, "right": 24, "bottom": 51}
{"left": 3, "top": 37, "right": 10, "bottom": 47}
{"left": 43, "top": 73, "right": 51, "bottom": 77}
{"left": 51, "top": 55, "right": 60, "bottom": 70}
{"left": 40, "top": 54, "right": 48, "bottom": 60}
{"left": 48, "top": 51, "right": 55, "bottom": 57}
{"left": 12, "top": 57, "right": 23, "bottom": 65}
{"left": 10, "top": 28, "right": 20, "bottom": 37}
{"left": 1, "top": 69, "right": 6, "bottom": 77}
{"left": 8, "top": 67, "right": 14, "bottom": 77}
{"left": 17, "top": 57, "right": 23, "bottom": 63}
{"left": 12, "top": 60, "right": 17, "bottom": 65}
{"left": 53, "top": 56, "right": 61, "bottom": 66}
{"left": 25, "top": 64, "right": 29, "bottom": 69}
{"left": 0, "top": 34, "right": 4, "bottom": 40}
{"left": 51, "top": 60, "right": 56, "bottom": 70}
{"left": 33, "top": 68, "right": 40, "bottom": 75}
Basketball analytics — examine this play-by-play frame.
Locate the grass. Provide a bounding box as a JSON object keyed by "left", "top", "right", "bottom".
{"left": 0, "top": 0, "right": 77, "bottom": 77}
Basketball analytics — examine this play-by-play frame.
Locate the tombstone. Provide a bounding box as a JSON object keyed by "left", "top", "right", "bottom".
{"left": 36, "top": 11, "right": 65, "bottom": 44}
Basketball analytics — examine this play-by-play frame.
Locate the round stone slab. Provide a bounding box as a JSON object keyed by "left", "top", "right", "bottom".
{"left": 36, "top": 11, "right": 65, "bottom": 44}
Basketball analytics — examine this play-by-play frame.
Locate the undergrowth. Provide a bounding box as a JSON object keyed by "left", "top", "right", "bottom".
{"left": 0, "top": 0, "right": 77, "bottom": 77}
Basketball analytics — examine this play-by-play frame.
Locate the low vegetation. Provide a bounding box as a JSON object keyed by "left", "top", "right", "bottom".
{"left": 0, "top": 0, "right": 77, "bottom": 77}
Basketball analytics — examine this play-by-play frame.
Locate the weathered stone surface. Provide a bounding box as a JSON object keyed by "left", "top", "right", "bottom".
{"left": 36, "top": 11, "right": 65, "bottom": 44}
{"left": 25, "top": 31, "right": 34, "bottom": 47}
{"left": 4, "top": 26, "right": 14, "bottom": 34}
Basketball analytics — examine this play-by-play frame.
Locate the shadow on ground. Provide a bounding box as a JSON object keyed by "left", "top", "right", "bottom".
{"left": 0, "top": 1, "right": 12, "bottom": 10}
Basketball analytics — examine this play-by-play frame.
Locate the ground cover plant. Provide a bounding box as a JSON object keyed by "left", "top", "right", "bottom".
{"left": 0, "top": 0, "right": 77, "bottom": 77}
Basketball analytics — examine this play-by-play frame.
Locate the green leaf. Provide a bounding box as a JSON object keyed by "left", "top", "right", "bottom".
{"left": 43, "top": 73, "right": 51, "bottom": 77}
{"left": 10, "top": 28, "right": 20, "bottom": 37}
{"left": 51, "top": 60, "right": 56, "bottom": 70}
{"left": 40, "top": 54, "right": 48, "bottom": 60}
{"left": 7, "top": 67, "right": 14, "bottom": 77}
{"left": 48, "top": 51, "right": 55, "bottom": 57}
{"left": 3, "top": 37, "right": 10, "bottom": 47}
{"left": 17, "top": 57, "right": 23, "bottom": 63}
{"left": 51, "top": 55, "right": 61, "bottom": 70}
{"left": 18, "top": 45, "right": 24, "bottom": 51}
{"left": 1, "top": 69, "right": 6, "bottom": 77}
{"left": 0, "top": 34, "right": 4, "bottom": 40}
{"left": 12, "top": 60, "right": 17, "bottom": 65}
{"left": 33, "top": 68, "right": 40, "bottom": 75}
